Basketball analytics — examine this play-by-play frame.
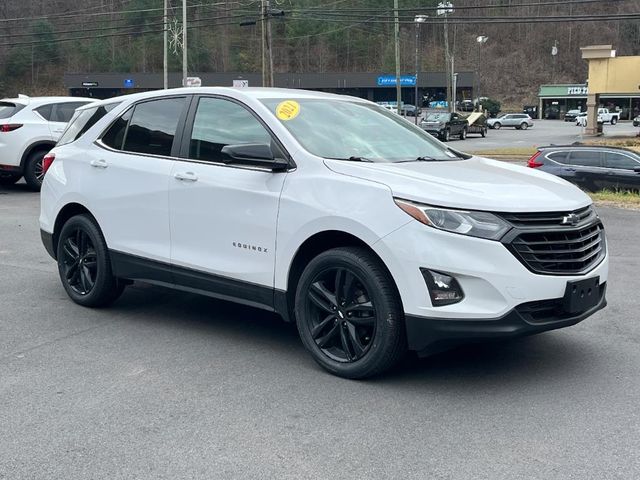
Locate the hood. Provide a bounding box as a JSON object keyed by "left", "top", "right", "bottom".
{"left": 323, "top": 156, "right": 591, "bottom": 213}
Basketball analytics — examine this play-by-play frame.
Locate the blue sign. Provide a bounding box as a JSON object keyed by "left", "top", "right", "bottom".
{"left": 123, "top": 78, "right": 135, "bottom": 88}
{"left": 377, "top": 75, "right": 416, "bottom": 87}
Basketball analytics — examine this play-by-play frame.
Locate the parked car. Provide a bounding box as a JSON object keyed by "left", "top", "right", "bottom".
{"left": 575, "top": 112, "right": 604, "bottom": 127}
{"left": 0, "top": 95, "right": 93, "bottom": 189}
{"left": 527, "top": 145, "right": 640, "bottom": 192}
{"left": 598, "top": 108, "right": 620, "bottom": 125}
{"left": 458, "top": 100, "right": 474, "bottom": 112}
{"left": 400, "top": 104, "right": 422, "bottom": 117}
{"left": 633, "top": 115, "right": 639, "bottom": 127}
{"left": 420, "top": 111, "right": 468, "bottom": 141}
{"left": 487, "top": 113, "right": 533, "bottom": 130}
{"left": 40, "top": 88, "right": 608, "bottom": 379}
{"left": 564, "top": 109, "right": 582, "bottom": 122}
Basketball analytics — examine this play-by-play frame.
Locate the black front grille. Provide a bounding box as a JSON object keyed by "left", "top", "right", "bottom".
{"left": 508, "top": 222, "right": 605, "bottom": 275}
{"left": 500, "top": 207, "right": 605, "bottom": 275}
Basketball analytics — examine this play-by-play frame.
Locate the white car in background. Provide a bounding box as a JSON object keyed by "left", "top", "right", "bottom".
{"left": 0, "top": 95, "right": 93, "bottom": 190}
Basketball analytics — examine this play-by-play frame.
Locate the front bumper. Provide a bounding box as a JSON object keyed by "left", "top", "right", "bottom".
{"left": 406, "top": 283, "right": 607, "bottom": 355}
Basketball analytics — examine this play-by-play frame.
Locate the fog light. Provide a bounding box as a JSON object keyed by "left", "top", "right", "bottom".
{"left": 420, "top": 269, "right": 464, "bottom": 306}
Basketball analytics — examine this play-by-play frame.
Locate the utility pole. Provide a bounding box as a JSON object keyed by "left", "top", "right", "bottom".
{"left": 163, "top": 0, "right": 168, "bottom": 89}
{"left": 393, "top": 0, "right": 401, "bottom": 115}
{"left": 261, "top": 0, "right": 274, "bottom": 87}
{"left": 551, "top": 40, "right": 559, "bottom": 84}
{"left": 438, "top": 2, "right": 454, "bottom": 112}
{"left": 476, "top": 35, "right": 488, "bottom": 112}
{"left": 182, "top": 0, "right": 188, "bottom": 86}
{"left": 414, "top": 15, "right": 428, "bottom": 125}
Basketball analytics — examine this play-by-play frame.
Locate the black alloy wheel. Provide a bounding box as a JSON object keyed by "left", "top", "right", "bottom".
{"left": 60, "top": 227, "right": 98, "bottom": 295}
{"left": 56, "top": 214, "right": 125, "bottom": 307}
{"left": 295, "top": 247, "right": 406, "bottom": 379}
{"left": 306, "top": 267, "right": 376, "bottom": 363}
{"left": 24, "top": 150, "right": 47, "bottom": 190}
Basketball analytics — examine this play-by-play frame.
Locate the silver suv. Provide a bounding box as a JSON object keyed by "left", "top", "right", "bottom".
{"left": 487, "top": 113, "right": 534, "bottom": 130}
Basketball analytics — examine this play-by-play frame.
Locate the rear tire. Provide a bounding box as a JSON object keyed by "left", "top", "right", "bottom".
{"left": 611, "top": 117, "right": 617, "bottom": 125}
{"left": 56, "top": 214, "right": 125, "bottom": 307}
{"left": 23, "top": 150, "right": 48, "bottom": 191}
{"left": 481, "top": 127, "right": 487, "bottom": 138}
{"left": 294, "top": 247, "right": 407, "bottom": 379}
{"left": 0, "top": 173, "right": 21, "bottom": 186}
{"left": 520, "top": 122, "right": 529, "bottom": 130}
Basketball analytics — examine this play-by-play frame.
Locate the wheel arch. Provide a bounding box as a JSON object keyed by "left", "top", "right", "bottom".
{"left": 52, "top": 202, "right": 96, "bottom": 258}
{"left": 20, "top": 141, "right": 56, "bottom": 169}
{"left": 281, "top": 230, "right": 402, "bottom": 323}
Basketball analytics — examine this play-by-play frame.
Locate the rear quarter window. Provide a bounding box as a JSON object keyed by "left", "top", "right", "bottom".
{"left": 0, "top": 102, "right": 25, "bottom": 119}
{"left": 547, "top": 151, "right": 569, "bottom": 164}
{"left": 57, "top": 102, "right": 121, "bottom": 146}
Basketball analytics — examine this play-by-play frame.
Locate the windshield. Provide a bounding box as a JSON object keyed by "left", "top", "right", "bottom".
{"left": 260, "top": 98, "right": 460, "bottom": 162}
{"left": 425, "top": 113, "right": 449, "bottom": 122}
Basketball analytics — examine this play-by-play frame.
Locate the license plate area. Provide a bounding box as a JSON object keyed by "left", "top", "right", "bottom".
{"left": 563, "top": 277, "right": 600, "bottom": 314}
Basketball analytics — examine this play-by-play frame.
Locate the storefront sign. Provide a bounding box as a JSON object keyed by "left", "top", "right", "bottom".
{"left": 377, "top": 75, "right": 416, "bottom": 87}
{"left": 567, "top": 86, "right": 588, "bottom": 95}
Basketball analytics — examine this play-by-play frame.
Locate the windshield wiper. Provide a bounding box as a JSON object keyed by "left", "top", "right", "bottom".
{"left": 326, "top": 156, "right": 374, "bottom": 163}
{"left": 397, "top": 156, "right": 440, "bottom": 163}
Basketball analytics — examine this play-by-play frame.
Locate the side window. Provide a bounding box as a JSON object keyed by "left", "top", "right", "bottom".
{"left": 123, "top": 97, "right": 186, "bottom": 156}
{"left": 548, "top": 151, "right": 569, "bottom": 164}
{"left": 188, "top": 97, "right": 273, "bottom": 163}
{"left": 52, "top": 102, "right": 90, "bottom": 123}
{"left": 604, "top": 152, "right": 640, "bottom": 170}
{"left": 568, "top": 151, "right": 601, "bottom": 168}
{"left": 35, "top": 104, "right": 53, "bottom": 121}
{"left": 102, "top": 109, "right": 133, "bottom": 151}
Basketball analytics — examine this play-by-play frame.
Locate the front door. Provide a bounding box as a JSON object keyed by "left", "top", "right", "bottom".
{"left": 169, "top": 96, "right": 288, "bottom": 307}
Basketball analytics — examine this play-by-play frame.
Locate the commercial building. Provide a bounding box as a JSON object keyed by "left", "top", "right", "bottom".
{"left": 64, "top": 71, "right": 476, "bottom": 106}
{"left": 580, "top": 45, "right": 640, "bottom": 134}
{"left": 538, "top": 83, "right": 640, "bottom": 121}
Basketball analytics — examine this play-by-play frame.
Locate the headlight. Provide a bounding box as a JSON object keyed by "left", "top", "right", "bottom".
{"left": 394, "top": 198, "right": 511, "bottom": 240}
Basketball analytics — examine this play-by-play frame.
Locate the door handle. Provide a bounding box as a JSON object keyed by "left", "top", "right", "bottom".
{"left": 174, "top": 171, "right": 198, "bottom": 182}
{"left": 563, "top": 168, "right": 576, "bottom": 172}
{"left": 90, "top": 159, "right": 108, "bottom": 169}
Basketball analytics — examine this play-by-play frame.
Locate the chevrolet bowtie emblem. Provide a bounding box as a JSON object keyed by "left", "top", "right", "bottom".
{"left": 561, "top": 213, "right": 580, "bottom": 226}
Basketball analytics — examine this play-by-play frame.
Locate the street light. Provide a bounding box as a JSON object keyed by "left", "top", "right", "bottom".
{"left": 476, "top": 35, "right": 488, "bottom": 112}
{"left": 414, "top": 15, "right": 428, "bottom": 125}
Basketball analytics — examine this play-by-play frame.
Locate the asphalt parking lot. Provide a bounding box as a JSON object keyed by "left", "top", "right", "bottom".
{"left": 1, "top": 186, "right": 639, "bottom": 479}
{"left": 454, "top": 119, "right": 639, "bottom": 152}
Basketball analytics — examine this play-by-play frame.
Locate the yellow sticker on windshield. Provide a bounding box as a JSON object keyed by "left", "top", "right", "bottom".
{"left": 276, "top": 100, "right": 300, "bottom": 121}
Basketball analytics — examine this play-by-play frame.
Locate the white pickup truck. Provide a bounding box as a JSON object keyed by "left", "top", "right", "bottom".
{"left": 597, "top": 108, "right": 621, "bottom": 125}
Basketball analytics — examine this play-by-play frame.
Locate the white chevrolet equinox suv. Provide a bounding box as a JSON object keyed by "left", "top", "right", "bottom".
{"left": 40, "top": 88, "right": 608, "bottom": 378}
{"left": 0, "top": 95, "right": 93, "bottom": 189}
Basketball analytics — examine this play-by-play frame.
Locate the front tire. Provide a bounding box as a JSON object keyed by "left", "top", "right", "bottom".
{"left": 23, "top": 150, "right": 47, "bottom": 191}
{"left": 460, "top": 127, "right": 467, "bottom": 140}
{"left": 441, "top": 128, "right": 451, "bottom": 142}
{"left": 294, "top": 247, "right": 406, "bottom": 379}
{"left": 56, "top": 214, "right": 125, "bottom": 307}
{"left": 493, "top": 122, "right": 502, "bottom": 130}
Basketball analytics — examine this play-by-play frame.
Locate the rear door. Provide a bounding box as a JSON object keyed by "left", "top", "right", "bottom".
{"left": 83, "top": 96, "right": 190, "bottom": 269}
{"left": 566, "top": 150, "right": 605, "bottom": 191}
{"left": 602, "top": 151, "right": 640, "bottom": 190}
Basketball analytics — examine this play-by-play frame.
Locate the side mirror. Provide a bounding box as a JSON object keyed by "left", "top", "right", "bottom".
{"left": 221, "top": 143, "right": 289, "bottom": 171}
